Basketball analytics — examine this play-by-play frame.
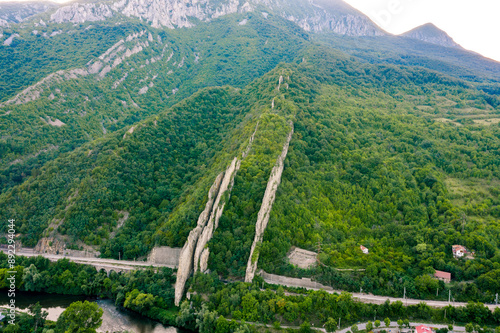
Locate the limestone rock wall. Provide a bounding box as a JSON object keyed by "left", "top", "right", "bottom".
{"left": 245, "top": 122, "right": 294, "bottom": 282}
{"left": 174, "top": 172, "right": 223, "bottom": 306}
{"left": 193, "top": 157, "right": 239, "bottom": 273}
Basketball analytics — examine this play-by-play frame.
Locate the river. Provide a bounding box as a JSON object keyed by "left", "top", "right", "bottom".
{"left": 0, "top": 291, "right": 186, "bottom": 333}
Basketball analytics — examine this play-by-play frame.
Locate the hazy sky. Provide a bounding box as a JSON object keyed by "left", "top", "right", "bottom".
{"left": 343, "top": 0, "right": 500, "bottom": 62}
{"left": 2, "top": 0, "right": 499, "bottom": 62}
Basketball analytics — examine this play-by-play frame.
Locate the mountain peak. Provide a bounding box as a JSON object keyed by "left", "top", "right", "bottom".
{"left": 401, "top": 22, "right": 461, "bottom": 48}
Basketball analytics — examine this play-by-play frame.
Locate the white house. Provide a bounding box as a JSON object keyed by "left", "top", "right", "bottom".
{"left": 360, "top": 245, "right": 369, "bottom": 254}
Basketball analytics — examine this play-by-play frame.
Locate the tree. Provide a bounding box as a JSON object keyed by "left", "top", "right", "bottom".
{"left": 300, "top": 321, "right": 313, "bottom": 333}
{"left": 375, "top": 320, "right": 381, "bottom": 328}
{"left": 55, "top": 301, "right": 103, "bottom": 333}
{"left": 325, "top": 317, "right": 337, "bottom": 333}
{"left": 397, "top": 320, "right": 403, "bottom": 330}
{"left": 448, "top": 324, "right": 453, "bottom": 332}
{"left": 29, "top": 302, "right": 48, "bottom": 333}
{"left": 23, "top": 264, "right": 42, "bottom": 292}
{"left": 352, "top": 324, "right": 359, "bottom": 333}
{"left": 465, "top": 323, "right": 474, "bottom": 333}
{"left": 196, "top": 304, "right": 218, "bottom": 333}
{"left": 385, "top": 318, "right": 391, "bottom": 328}
{"left": 404, "top": 319, "right": 410, "bottom": 328}
{"left": 366, "top": 321, "right": 373, "bottom": 332}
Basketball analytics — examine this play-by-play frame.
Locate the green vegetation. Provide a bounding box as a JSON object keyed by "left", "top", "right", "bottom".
{"left": 55, "top": 300, "right": 103, "bottom": 333}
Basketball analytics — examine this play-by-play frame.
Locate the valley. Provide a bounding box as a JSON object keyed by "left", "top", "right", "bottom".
{"left": 0, "top": 0, "right": 500, "bottom": 332}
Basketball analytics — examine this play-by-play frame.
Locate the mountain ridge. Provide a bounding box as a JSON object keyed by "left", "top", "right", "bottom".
{"left": 401, "top": 22, "right": 461, "bottom": 49}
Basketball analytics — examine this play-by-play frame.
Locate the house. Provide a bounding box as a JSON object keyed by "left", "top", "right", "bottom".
{"left": 360, "top": 245, "right": 369, "bottom": 254}
{"left": 434, "top": 270, "right": 452, "bottom": 283}
{"left": 452, "top": 245, "right": 471, "bottom": 259}
{"left": 416, "top": 325, "right": 433, "bottom": 333}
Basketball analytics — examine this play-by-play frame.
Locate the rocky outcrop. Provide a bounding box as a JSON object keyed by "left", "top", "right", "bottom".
{"left": 174, "top": 122, "right": 260, "bottom": 305}
{"left": 245, "top": 122, "right": 294, "bottom": 282}
{"left": 0, "top": 2, "right": 56, "bottom": 24}
{"left": 253, "top": 0, "right": 384, "bottom": 36}
{"left": 112, "top": 0, "right": 250, "bottom": 28}
{"left": 34, "top": 237, "right": 66, "bottom": 255}
{"left": 0, "top": 30, "right": 151, "bottom": 110}
{"left": 107, "top": 0, "right": 382, "bottom": 36}
{"left": 401, "top": 23, "right": 462, "bottom": 49}
{"left": 50, "top": 3, "right": 113, "bottom": 23}
{"left": 3, "top": 33, "right": 18, "bottom": 46}
{"left": 193, "top": 158, "right": 239, "bottom": 273}
{"left": 174, "top": 173, "right": 224, "bottom": 306}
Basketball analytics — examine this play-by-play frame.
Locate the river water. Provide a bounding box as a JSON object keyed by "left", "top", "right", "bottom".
{"left": 0, "top": 291, "right": 185, "bottom": 333}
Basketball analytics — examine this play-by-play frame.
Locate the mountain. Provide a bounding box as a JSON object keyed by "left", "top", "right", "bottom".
{"left": 0, "top": 0, "right": 500, "bottom": 315}
{"left": 401, "top": 23, "right": 461, "bottom": 49}
{"left": 42, "top": 0, "right": 385, "bottom": 35}
{"left": 0, "top": 1, "right": 57, "bottom": 24}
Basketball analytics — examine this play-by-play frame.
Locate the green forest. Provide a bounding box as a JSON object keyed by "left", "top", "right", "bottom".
{"left": 1, "top": 2, "right": 500, "bottom": 331}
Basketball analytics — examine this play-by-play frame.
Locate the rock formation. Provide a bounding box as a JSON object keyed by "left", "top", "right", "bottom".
{"left": 174, "top": 172, "right": 223, "bottom": 306}
{"left": 401, "top": 23, "right": 462, "bottom": 49}
{"left": 193, "top": 157, "right": 239, "bottom": 273}
{"left": 245, "top": 121, "right": 294, "bottom": 282}
{"left": 174, "top": 122, "right": 259, "bottom": 305}
{"left": 50, "top": 3, "right": 114, "bottom": 23}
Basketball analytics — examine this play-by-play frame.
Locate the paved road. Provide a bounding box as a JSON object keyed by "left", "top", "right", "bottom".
{"left": 8, "top": 250, "right": 500, "bottom": 311}
{"left": 262, "top": 277, "right": 500, "bottom": 311}
{"left": 2, "top": 249, "right": 175, "bottom": 272}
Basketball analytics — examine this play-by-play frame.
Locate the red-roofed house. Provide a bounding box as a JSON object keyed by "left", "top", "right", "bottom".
{"left": 416, "top": 325, "right": 433, "bottom": 333}
{"left": 360, "top": 245, "right": 369, "bottom": 254}
{"left": 452, "top": 245, "right": 467, "bottom": 258}
{"left": 434, "top": 270, "right": 451, "bottom": 283}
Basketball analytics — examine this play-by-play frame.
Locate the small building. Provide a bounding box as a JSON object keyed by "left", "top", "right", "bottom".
{"left": 360, "top": 245, "right": 369, "bottom": 254}
{"left": 452, "top": 245, "right": 474, "bottom": 259}
{"left": 416, "top": 325, "right": 433, "bottom": 333}
{"left": 434, "top": 270, "right": 451, "bottom": 283}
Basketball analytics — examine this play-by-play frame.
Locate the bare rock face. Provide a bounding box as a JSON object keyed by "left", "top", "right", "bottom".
{"left": 253, "top": 0, "right": 384, "bottom": 36}
{"left": 0, "top": 2, "right": 57, "bottom": 24}
{"left": 245, "top": 122, "right": 294, "bottom": 283}
{"left": 34, "top": 237, "right": 66, "bottom": 255}
{"left": 401, "top": 23, "right": 462, "bottom": 49}
{"left": 112, "top": 0, "right": 249, "bottom": 28}
{"left": 174, "top": 173, "right": 224, "bottom": 306}
{"left": 193, "top": 157, "right": 239, "bottom": 273}
{"left": 50, "top": 3, "right": 114, "bottom": 23}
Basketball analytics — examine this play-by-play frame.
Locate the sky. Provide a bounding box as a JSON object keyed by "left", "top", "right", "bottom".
{"left": 343, "top": 0, "right": 500, "bottom": 62}
{"left": 1, "top": 0, "right": 500, "bottom": 62}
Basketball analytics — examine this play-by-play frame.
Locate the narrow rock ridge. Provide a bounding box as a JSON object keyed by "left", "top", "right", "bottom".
{"left": 244, "top": 121, "right": 294, "bottom": 283}
{"left": 242, "top": 122, "right": 259, "bottom": 159}
{"left": 174, "top": 122, "right": 259, "bottom": 305}
{"left": 0, "top": 30, "right": 152, "bottom": 110}
{"left": 174, "top": 173, "right": 224, "bottom": 306}
{"left": 193, "top": 157, "right": 239, "bottom": 273}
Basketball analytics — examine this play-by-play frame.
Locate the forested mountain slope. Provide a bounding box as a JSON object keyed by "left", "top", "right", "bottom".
{"left": 0, "top": 12, "right": 308, "bottom": 191}
{"left": 1, "top": 0, "right": 500, "bottom": 307}
{"left": 2, "top": 41, "right": 499, "bottom": 302}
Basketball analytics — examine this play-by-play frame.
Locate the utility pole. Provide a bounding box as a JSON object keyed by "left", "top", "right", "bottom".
{"left": 403, "top": 286, "right": 406, "bottom": 299}
{"left": 437, "top": 287, "right": 439, "bottom": 297}
{"left": 448, "top": 290, "right": 451, "bottom": 303}
{"left": 496, "top": 293, "right": 498, "bottom": 305}
{"left": 338, "top": 317, "right": 341, "bottom": 329}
